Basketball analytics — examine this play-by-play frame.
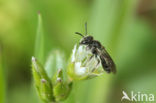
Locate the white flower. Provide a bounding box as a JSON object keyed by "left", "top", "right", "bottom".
{"left": 68, "top": 44, "right": 104, "bottom": 80}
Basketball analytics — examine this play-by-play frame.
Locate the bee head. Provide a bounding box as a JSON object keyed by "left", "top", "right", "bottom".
{"left": 80, "top": 36, "right": 93, "bottom": 45}
{"left": 75, "top": 22, "right": 93, "bottom": 45}
{"left": 75, "top": 32, "right": 93, "bottom": 45}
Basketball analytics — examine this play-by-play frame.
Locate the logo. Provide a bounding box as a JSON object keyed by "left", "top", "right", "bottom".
{"left": 121, "top": 90, "right": 155, "bottom": 102}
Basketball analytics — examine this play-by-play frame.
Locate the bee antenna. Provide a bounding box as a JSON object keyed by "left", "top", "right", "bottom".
{"left": 85, "top": 22, "right": 87, "bottom": 35}
{"left": 75, "top": 32, "right": 84, "bottom": 37}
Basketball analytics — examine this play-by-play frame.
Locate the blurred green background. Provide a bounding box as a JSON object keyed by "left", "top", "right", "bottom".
{"left": 0, "top": 0, "right": 156, "bottom": 103}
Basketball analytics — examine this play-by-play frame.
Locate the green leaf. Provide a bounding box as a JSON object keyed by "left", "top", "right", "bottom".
{"left": 34, "top": 12, "right": 44, "bottom": 63}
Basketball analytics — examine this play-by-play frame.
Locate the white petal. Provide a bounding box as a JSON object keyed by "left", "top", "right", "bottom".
{"left": 71, "top": 44, "right": 77, "bottom": 62}
{"left": 75, "top": 62, "right": 86, "bottom": 75}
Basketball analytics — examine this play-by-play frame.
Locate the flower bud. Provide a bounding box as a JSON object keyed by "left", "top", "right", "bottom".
{"left": 52, "top": 69, "right": 72, "bottom": 101}
{"left": 32, "top": 57, "right": 55, "bottom": 102}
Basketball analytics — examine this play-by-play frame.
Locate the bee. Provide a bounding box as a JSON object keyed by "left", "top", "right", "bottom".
{"left": 75, "top": 23, "right": 116, "bottom": 73}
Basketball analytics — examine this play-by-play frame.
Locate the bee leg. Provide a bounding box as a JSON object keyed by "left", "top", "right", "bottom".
{"left": 83, "top": 54, "right": 94, "bottom": 66}
{"left": 88, "top": 55, "right": 94, "bottom": 61}
{"left": 92, "top": 58, "right": 100, "bottom": 72}
{"left": 96, "top": 58, "right": 100, "bottom": 67}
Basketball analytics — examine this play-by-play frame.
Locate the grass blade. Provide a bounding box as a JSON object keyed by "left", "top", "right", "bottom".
{"left": 34, "top": 12, "right": 44, "bottom": 63}
{"left": 0, "top": 46, "right": 5, "bottom": 103}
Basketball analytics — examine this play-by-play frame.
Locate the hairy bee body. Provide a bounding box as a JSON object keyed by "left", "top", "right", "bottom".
{"left": 79, "top": 36, "right": 116, "bottom": 73}
{"left": 75, "top": 23, "right": 116, "bottom": 74}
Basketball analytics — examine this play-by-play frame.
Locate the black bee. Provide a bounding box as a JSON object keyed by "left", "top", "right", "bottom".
{"left": 75, "top": 23, "right": 116, "bottom": 73}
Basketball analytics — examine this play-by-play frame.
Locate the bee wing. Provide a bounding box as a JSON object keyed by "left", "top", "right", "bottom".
{"left": 97, "top": 47, "right": 116, "bottom": 74}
